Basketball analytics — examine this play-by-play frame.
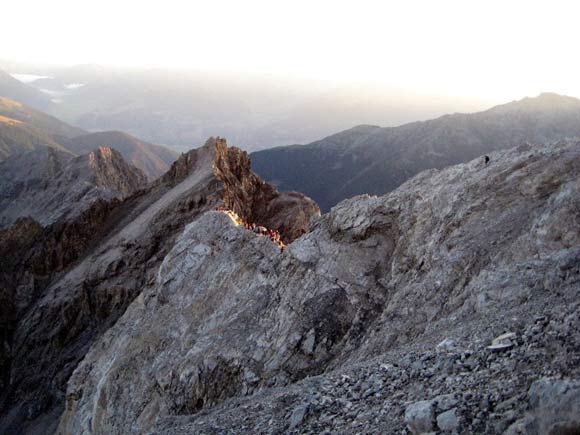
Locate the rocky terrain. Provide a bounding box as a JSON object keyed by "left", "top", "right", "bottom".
{"left": 0, "top": 146, "right": 147, "bottom": 228}
{"left": 252, "top": 92, "right": 580, "bottom": 210}
{"left": 48, "top": 140, "right": 580, "bottom": 434}
{"left": 0, "top": 137, "right": 319, "bottom": 435}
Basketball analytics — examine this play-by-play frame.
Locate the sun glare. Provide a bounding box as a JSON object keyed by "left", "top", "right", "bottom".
{"left": 2, "top": 0, "right": 580, "bottom": 101}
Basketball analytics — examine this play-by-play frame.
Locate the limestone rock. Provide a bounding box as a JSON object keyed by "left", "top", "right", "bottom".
{"left": 59, "top": 140, "right": 580, "bottom": 435}
{"left": 437, "top": 408, "right": 459, "bottom": 432}
{"left": 5, "top": 139, "right": 580, "bottom": 434}
{"left": 0, "top": 137, "right": 319, "bottom": 435}
{"left": 405, "top": 400, "right": 435, "bottom": 434}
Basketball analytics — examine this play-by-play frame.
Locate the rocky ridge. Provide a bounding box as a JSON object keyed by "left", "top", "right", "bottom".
{"left": 0, "top": 137, "right": 319, "bottom": 435}
{"left": 56, "top": 140, "right": 580, "bottom": 434}
{"left": 252, "top": 92, "right": 580, "bottom": 210}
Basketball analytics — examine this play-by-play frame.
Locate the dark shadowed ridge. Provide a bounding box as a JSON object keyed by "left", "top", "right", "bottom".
{"left": 251, "top": 92, "right": 580, "bottom": 211}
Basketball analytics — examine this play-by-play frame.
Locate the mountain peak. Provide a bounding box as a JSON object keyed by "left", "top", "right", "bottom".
{"left": 57, "top": 139, "right": 580, "bottom": 435}
{"left": 253, "top": 92, "right": 580, "bottom": 211}
{"left": 495, "top": 92, "right": 580, "bottom": 112}
{"left": 0, "top": 146, "right": 146, "bottom": 228}
{"left": 161, "top": 136, "right": 320, "bottom": 243}
{"left": 83, "top": 146, "right": 147, "bottom": 194}
{"left": 87, "top": 145, "right": 123, "bottom": 165}
{"left": 63, "top": 131, "right": 178, "bottom": 181}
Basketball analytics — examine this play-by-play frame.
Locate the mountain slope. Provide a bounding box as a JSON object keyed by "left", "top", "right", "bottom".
{"left": 56, "top": 140, "right": 580, "bottom": 434}
{"left": 0, "top": 97, "right": 176, "bottom": 179}
{"left": 252, "top": 93, "right": 580, "bottom": 210}
{"left": 0, "top": 138, "right": 319, "bottom": 435}
{"left": 0, "top": 114, "right": 66, "bottom": 160}
{"left": 0, "top": 69, "right": 52, "bottom": 110}
{"left": 0, "top": 96, "right": 85, "bottom": 141}
{"left": 0, "top": 97, "right": 85, "bottom": 161}
{"left": 0, "top": 146, "right": 147, "bottom": 228}
{"left": 62, "top": 131, "right": 178, "bottom": 181}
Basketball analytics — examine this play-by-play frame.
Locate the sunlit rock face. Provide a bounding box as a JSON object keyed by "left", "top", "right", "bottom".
{"left": 58, "top": 141, "right": 580, "bottom": 434}
{"left": 0, "top": 137, "right": 319, "bottom": 435}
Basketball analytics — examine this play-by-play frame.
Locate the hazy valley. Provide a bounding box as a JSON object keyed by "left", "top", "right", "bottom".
{"left": 0, "top": 63, "right": 492, "bottom": 152}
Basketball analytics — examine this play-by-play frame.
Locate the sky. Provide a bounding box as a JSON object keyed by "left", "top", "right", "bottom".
{"left": 3, "top": 0, "right": 580, "bottom": 101}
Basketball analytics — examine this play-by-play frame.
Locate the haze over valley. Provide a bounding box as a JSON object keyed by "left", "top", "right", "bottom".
{"left": 1, "top": 63, "right": 494, "bottom": 152}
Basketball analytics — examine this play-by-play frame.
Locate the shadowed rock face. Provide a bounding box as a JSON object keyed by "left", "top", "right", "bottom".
{"left": 53, "top": 141, "right": 580, "bottom": 434}
{"left": 0, "top": 137, "right": 319, "bottom": 435}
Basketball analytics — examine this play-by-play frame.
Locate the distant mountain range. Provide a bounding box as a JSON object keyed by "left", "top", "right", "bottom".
{"left": 251, "top": 93, "right": 580, "bottom": 210}
{"left": 0, "top": 95, "right": 178, "bottom": 180}
{"left": 0, "top": 64, "right": 492, "bottom": 151}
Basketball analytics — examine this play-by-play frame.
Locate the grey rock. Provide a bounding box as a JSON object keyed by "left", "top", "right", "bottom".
{"left": 405, "top": 400, "right": 435, "bottom": 434}
{"left": 434, "top": 394, "right": 459, "bottom": 412}
{"left": 526, "top": 378, "right": 580, "bottom": 435}
{"left": 487, "top": 332, "right": 517, "bottom": 351}
{"left": 436, "top": 339, "right": 459, "bottom": 353}
{"left": 437, "top": 408, "right": 459, "bottom": 432}
{"left": 0, "top": 137, "right": 319, "bottom": 435}
{"left": 289, "top": 404, "right": 310, "bottom": 430}
{"left": 5, "top": 139, "right": 580, "bottom": 434}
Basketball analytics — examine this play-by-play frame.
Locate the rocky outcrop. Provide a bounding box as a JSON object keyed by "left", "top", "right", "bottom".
{"left": 0, "top": 146, "right": 147, "bottom": 228}
{"left": 213, "top": 137, "right": 320, "bottom": 243}
{"left": 506, "top": 378, "right": 580, "bottom": 434}
{"left": 162, "top": 137, "right": 319, "bottom": 243}
{"left": 56, "top": 141, "right": 580, "bottom": 434}
{"left": 0, "top": 137, "right": 319, "bottom": 435}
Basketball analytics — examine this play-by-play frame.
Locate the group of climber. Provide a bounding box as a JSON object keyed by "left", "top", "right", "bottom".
{"left": 216, "top": 205, "right": 285, "bottom": 250}
{"left": 243, "top": 222, "right": 284, "bottom": 248}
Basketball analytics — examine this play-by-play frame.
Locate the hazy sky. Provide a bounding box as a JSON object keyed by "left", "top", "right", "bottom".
{"left": 3, "top": 0, "right": 579, "bottom": 100}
